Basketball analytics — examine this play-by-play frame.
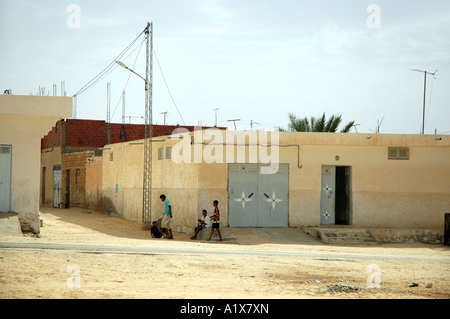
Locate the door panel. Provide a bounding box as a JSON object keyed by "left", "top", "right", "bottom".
{"left": 258, "top": 164, "right": 289, "bottom": 227}
{"left": 53, "top": 169, "right": 61, "bottom": 208}
{"left": 228, "top": 164, "right": 258, "bottom": 227}
{"left": 0, "top": 145, "right": 12, "bottom": 212}
{"left": 320, "top": 165, "right": 335, "bottom": 225}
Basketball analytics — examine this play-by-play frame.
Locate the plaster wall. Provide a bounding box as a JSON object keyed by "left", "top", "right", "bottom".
{"left": 0, "top": 95, "right": 72, "bottom": 232}
{"left": 101, "top": 130, "right": 449, "bottom": 230}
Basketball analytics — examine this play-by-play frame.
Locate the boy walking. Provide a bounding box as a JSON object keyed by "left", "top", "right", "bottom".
{"left": 160, "top": 194, "right": 174, "bottom": 239}
{"left": 207, "top": 200, "right": 222, "bottom": 241}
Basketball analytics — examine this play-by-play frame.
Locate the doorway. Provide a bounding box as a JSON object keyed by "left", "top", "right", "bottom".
{"left": 0, "top": 145, "right": 12, "bottom": 212}
{"left": 53, "top": 166, "right": 61, "bottom": 208}
{"left": 320, "top": 165, "right": 351, "bottom": 225}
{"left": 64, "top": 169, "right": 70, "bottom": 208}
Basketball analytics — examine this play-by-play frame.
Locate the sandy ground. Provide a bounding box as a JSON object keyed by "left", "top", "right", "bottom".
{"left": 0, "top": 206, "right": 449, "bottom": 299}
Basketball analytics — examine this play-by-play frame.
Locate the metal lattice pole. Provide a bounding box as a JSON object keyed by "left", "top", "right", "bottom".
{"left": 142, "top": 22, "right": 153, "bottom": 228}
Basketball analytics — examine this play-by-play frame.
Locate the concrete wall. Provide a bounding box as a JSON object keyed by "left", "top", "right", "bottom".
{"left": 101, "top": 130, "right": 450, "bottom": 230}
{"left": 102, "top": 142, "right": 144, "bottom": 221}
{"left": 0, "top": 95, "right": 72, "bottom": 233}
{"left": 85, "top": 155, "right": 102, "bottom": 211}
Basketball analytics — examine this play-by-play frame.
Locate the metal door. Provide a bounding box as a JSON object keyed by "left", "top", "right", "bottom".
{"left": 228, "top": 163, "right": 289, "bottom": 227}
{"left": 344, "top": 167, "right": 351, "bottom": 225}
{"left": 228, "top": 163, "right": 258, "bottom": 227}
{"left": 53, "top": 168, "right": 62, "bottom": 208}
{"left": 258, "top": 163, "right": 289, "bottom": 227}
{"left": 320, "top": 165, "right": 335, "bottom": 225}
{"left": 0, "top": 145, "right": 12, "bottom": 212}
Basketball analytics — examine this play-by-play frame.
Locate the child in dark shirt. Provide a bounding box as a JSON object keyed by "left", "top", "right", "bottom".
{"left": 150, "top": 221, "right": 162, "bottom": 238}
{"left": 207, "top": 200, "right": 222, "bottom": 241}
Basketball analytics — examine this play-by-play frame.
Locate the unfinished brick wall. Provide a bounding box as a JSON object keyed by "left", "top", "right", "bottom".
{"left": 61, "top": 151, "right": 95, "bottom": 208}
{"left": 42, "top": 119, "right": 226, "bottom": 151}
{"left": 65, "top": 119, "right": 107, "bottom": 147}
{"left": 41, "top": 119, "right": 64, "bottom": 150}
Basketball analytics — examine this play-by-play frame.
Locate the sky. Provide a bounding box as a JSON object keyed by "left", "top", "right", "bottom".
{"left": 1, "top": 0, "right": 449, "bottom": 134}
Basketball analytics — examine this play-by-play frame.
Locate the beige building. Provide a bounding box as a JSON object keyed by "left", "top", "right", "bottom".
{"left": 0, "top": 95, "right": 72, "bottom": 233}
{"left": 101, "top": 129, "right": 449, "bottom": 237}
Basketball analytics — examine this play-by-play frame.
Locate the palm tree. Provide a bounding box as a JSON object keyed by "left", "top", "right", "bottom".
{"left": 279, "top": 113, "right": 355, "bottom": 133}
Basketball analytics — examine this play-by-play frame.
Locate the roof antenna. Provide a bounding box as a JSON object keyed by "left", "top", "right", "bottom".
{"left": 227, "top": 119, "right": 240, "bottom": 130}
{"left": 411, "top": 69, "right": 438, "bottom": 134}
{"left": 213, "top": 108, "right": 220, "bottom": 126}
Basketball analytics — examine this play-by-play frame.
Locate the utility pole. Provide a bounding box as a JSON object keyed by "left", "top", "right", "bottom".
{"left": 143, "top": 22, "right": 153, "bottom": 228}
{"left": 120, "top": 90, "right": 127, "bottom": 141}
{"left": 106, "top": 82, "right": 111, "bottom": 144}
{"left": 115, "top": 22, "right": 153, "bottom": 228}
{"left": 122, "top": 90, "right": 126, "bottom": 124}
{"left": 411, "top": 69, "right": 437, "bottom": 134}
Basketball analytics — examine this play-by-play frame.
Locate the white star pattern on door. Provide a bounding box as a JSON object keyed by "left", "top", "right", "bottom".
{"left": 322, "top": 210, "right": 331, "bottom": 220}
{"left": 323, "top": 184, "right": 333, "bottom": 198}
{"left": 234, "top": 190, "right": 253, "bottom": 209}
{"left": 264, "top": 191, "right": 283, "bottom": 211}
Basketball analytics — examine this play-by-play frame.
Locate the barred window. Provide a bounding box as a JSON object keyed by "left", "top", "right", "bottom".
{"left": 388, "top": 147, "right": 409, "bottom": 160}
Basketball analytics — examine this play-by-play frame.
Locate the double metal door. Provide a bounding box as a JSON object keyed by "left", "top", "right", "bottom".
{"left": 228, "top": 163, "right": 289, "bottom": 227}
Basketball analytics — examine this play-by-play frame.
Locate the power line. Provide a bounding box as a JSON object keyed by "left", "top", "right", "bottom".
{"left": 73, "top": 29, "right": 146, "bottom": 97}
{"left": 153, "top": 48, "right": 185, "bottom": 125}
{"left": 110, "top": 37, "right": 146, "bottom": 121}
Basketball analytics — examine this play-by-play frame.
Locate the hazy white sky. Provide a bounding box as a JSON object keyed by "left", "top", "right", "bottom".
{"left": 1, "top": 0, "right": 449, "bottom": 134}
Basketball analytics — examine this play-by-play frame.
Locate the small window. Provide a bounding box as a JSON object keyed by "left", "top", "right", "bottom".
{"left": 388, "top": 147, "right": 409, "bottom": 160}
{"left": 158, "top": 148, "right": 164, "bottom": 160}
{"left": 166, "top": 147, "right": 172, "bottom": 159}
{"left": 110, "top": 152, "right": 114, "bottom": 161}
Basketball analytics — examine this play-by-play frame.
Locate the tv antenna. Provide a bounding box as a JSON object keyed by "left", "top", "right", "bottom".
{"left": 213, "top": 108, "right": 220, "bottom": 126}
{"left": 411, "top": 69, "right": 438, "bottom": 134}
{"left": 250, "top": 120, "right": 260, "bottom": 130}
{"left": 369, "top": 116, "right": 384, "bottom": 134}
{"left": 227, "top": 119, "right": 241, "bottom": 130}
{"left": 161, "top": 111, "right": 168, "bottom": 125}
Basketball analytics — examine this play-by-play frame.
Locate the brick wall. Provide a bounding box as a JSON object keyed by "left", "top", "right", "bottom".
{"left": 61, "top": 151, "right": 95, "bottom": 208}
{"left": 42, "top": 119, "right": 226, "bottom": 151}
{"left": 41, "top": 120, "right": 64, "bottom": 150}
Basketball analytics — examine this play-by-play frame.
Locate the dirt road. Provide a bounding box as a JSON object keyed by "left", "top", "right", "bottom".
{"left": 0, "top": 207, "right": 449, "bottom": 299}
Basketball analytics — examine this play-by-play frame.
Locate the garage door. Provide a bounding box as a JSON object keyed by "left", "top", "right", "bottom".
{"left": 228, "top": 163, "right": 289, "bottom": 227}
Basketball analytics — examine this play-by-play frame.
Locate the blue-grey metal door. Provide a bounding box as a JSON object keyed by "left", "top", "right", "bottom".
{"left": 53, "top": 168, "right": 62, "bottom": 208}
{"left": 320, "top": 165, "right": 335, "bottom": 225}
{"left": 228, "top": 163, "right": 289, "bottom": 227}
{"left": 0, "top": 145, "right": 12, "bottom": 212}
{"left": 258, "top": 164, "right": 289, "bottom": 227}
{"left": 228, "top": 163, "right": 258, "bottom": 227}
